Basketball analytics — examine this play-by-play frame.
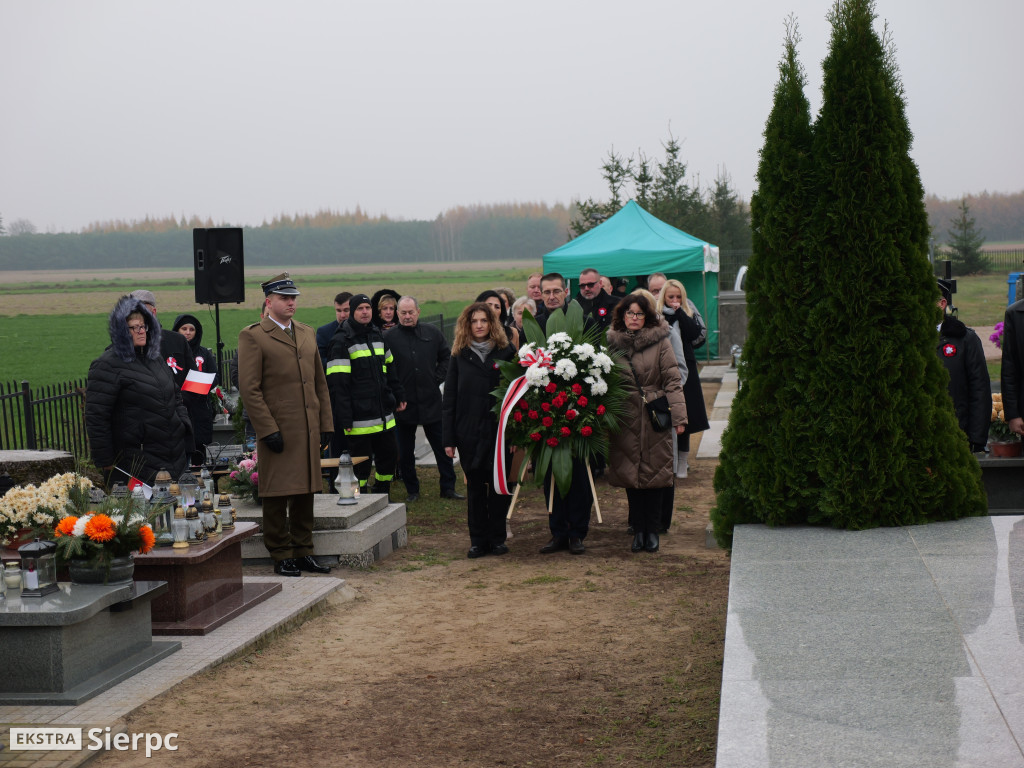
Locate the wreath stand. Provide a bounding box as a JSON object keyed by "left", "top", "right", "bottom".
{"left": 506, "top": 458, "right": 602, "bottom": 524}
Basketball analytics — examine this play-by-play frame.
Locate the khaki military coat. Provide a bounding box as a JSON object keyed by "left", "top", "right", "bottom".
{"left": 238, "top": 317, "right": 333, "bottom": 496}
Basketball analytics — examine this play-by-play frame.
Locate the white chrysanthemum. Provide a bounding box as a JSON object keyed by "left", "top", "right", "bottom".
{"left": 592, "top": 352, "right": 613, "bottom": 373}
{"left": 554, "top": 358, "right": 578, "bottom": 380}
{"left": 571, "top": 343, "right": 595, "bottom": 360}
{"left": 524, "top": 363, "right": 551, "bottom": 388}
{"left": 518, "top": 343, "right": 535, "bottom": 359}
{"left": 546, "top": 332, "right": 572, "bottom": 348}
{"left": 72, "top": 514, "right": 93, "bottom": 537}
{"left": 590, "top": 377, "right": 609, "bottom": 395}
{"left": 128, "top": 514, "right": 145, "bottom": 527}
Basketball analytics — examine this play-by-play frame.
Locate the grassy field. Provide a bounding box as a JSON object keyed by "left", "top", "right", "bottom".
{"left": 3, "top": 264, "right": 537, "bottom": 387}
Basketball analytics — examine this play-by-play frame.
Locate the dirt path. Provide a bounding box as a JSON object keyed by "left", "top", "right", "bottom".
{"left": 93, "top": 386, "right": 729, "bottom": 768}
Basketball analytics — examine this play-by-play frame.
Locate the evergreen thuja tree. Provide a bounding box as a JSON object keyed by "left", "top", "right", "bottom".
{"left": 712, "top": 19, "right": 819, "bottom": 547}
{"left": 807, "top": 0, "right": 985, "bottom": 528}
{"left": 947, "top": 198, "right": 987, "bottom": 274}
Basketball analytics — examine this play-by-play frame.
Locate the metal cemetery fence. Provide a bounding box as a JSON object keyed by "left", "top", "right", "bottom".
{"left": 0, "top": 379, "right": 89, "bottom": 458}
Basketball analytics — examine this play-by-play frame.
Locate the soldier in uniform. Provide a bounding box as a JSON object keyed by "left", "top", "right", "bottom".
{"left": 237, "top": 274, "right": 334, "bottom": 577}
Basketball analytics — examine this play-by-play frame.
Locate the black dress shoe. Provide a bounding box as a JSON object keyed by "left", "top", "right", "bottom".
{"left": 295, "top": 555, "right": 331, "bottom": 574}
{"left": 539, "top": 537, "right": 568, "bottom": 554}
{"left": 441, "top": 489, "right": 466, "bottom": 500}
{"left": 631, "top": 532, "right": 645, "bottom": 553}
{"left": 467, "top": 545, "right": 488, "bottom": 559}
{"left": 405, "top": 493, "right": 420, "bottom": 502}
{"left": 274, "top": 558, "right": 301, "bottom": 577}
{"left": 568, "top": 537, "right": 585, "bottom": 555}
{"left": 645, "top": 532, "right": 660, "bottom": 553}
{"left": 490, "top": 543, "right": 509, "bottom": 556}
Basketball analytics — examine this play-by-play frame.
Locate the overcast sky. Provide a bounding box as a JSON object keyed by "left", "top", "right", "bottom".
{"left": 2, "top": 0, "right": 1020, "bottom": 234}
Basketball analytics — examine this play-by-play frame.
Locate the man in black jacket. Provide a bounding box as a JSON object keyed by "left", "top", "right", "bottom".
{"left": 326, "top": 294, "right": 406, "bottom": 498}
{"left": 937, "top": 279, "right": 990, "bottom": 451}
{"left": 385, "top": 297, "right": 463, "bottom": 502}
{"left": 536, "top": 273, "right": 592, "bottom": 555}
{"left": 574, "top": 267, "right": 619, "bottom": 331}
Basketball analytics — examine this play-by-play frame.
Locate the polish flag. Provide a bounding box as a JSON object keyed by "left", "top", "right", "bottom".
{"left": 119, "top": 470, "right": 153, "bottom": 500}
{"left": 182, "top": 369, "right": 216, "bottom": 395}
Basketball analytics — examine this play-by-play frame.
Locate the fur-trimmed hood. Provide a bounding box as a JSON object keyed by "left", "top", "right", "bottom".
{"left": 108, "top": 295, "right": 162, "bottom": 363}
{"left": 606, "top": 316, "right": 670, "bottom": 355}
{"left": 371, "top": 288, "right": 401, "bottom": 328}
{"left": 172, "top": 313, "right": 204, "bottom": 349}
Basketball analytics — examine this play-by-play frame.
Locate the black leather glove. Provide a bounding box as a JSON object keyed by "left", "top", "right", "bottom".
{"left": 320, "top": 432, "right": 333, "bottom": 451}
{"left": 263, "top": 431, "right": 284, "bottom": 453}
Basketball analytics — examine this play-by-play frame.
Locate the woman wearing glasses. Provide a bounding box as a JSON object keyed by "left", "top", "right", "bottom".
{"left": 605, "top": 293, "right": 686, "bottom": 553}
{"left": 85, "top": 295, "right": 192, "bottom": 487}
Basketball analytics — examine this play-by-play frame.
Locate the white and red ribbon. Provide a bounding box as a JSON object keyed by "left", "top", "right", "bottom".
{"left": 494, "top": 375, "right": 530, "bottom": 495}
{"left": 519, "top": 347, "right": 554, "bottom": 370}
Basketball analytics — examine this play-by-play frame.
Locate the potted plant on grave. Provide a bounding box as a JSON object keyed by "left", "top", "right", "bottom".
{"left": 50, "top": 480, "right": 160, "bottom": 584}
{"left": 1, "top": 472, "right": 93, "bottom": 551}
{"left": 989, "top": 393, "right": 1022, "bottom": 457}
{"left": 225, "top": 452, "right": 260, "bottom": 503}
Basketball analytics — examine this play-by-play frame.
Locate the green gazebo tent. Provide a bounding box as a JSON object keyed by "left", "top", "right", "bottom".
{"left": 542, "top": 200, "right": 721, "bottom": 356}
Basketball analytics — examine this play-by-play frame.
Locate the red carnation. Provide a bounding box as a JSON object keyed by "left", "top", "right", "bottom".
{"left": 560, "top": 426, "right": 571, "bottom": 437}
{"left": 552, "top": 396, "right": 565, "bottom": 408}
{"left": 530, "top": 432, "right": 542, "bottom": 442}
{"left": 572, "top": 383, "right": 583, "bottom": 395}
{"left": 596, "top": 404, "right": 606, "bottom": 415}
{"left": 528, "top": 410, "right": 539, "bottom": 420}
{"left": 513, "top": 411, "right": 523, "bottom": 422}
{"left": 518, "top": 399, "right": 530, "bottom": 410}
{"left": 581, "top": 426, "right": 593, "bottom": 437}
{"left": 545, "top": 382, "right": 557, "bottom": 393}
{"left": 565, "top": 409, "right": 577, "bottom": 420}
{"left": 542, "top": 416, "right": 554, "bottom": 427}
{"left": 541, "top": 402, "right": 551, "bottom": 412}
{"left": 546, "top": 437, "right": 559, "bottom": 447}
{"left": 577, "top": 396, "right": 588, "bottom": 408}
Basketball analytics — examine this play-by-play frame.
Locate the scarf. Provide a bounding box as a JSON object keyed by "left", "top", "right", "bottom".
{"left": 470, "top": 339, "right": 494, "bottom": 362}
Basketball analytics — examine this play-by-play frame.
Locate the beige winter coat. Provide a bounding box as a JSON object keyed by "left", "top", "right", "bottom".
{"left": 606, "top": 320, "right": 687, "bottom": 489}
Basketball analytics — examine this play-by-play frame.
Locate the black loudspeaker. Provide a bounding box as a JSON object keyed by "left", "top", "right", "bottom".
{"left": 193, "top": 228, "right": 245, "bottom": 304}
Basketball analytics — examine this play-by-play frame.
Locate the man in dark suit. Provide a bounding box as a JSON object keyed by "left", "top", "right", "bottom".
{"left": 384, "top": 296, "right": 463, "bottom": 502}
{"left": 238, "top": 273, "right": 334, "bottom": 577}
{"left": 536, "top": 273, "right": 593, "bottom": 556}
{"left": 316, "top": 291, "right": 353, "bottom": 367}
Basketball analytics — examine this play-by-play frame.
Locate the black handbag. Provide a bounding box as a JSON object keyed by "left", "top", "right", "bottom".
{"left": 644, "top": 395, "right": 672, "bottom": 432}
{"left": 629, "top": 360, "right": 672, "bottom": 432}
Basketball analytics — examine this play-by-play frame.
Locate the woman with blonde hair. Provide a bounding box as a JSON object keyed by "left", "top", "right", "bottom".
{"left": 656, "top": 280, "right": 710, "bottom": 487}
{"left": 442, "top": 302, "right": 515, "bottom": 558}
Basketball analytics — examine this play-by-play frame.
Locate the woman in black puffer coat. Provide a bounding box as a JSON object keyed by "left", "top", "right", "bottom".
{"left": 86, "top": 295, "right": 192, "bottom": 487}
{"left": 173, "top": 313, "right": 219, "bottom": 461}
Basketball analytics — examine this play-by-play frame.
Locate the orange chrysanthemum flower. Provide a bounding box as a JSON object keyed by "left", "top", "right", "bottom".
{"left": 54, "top": 517, "right": 78, "bottom": 537}
{"left": 84, "top": 513, "right": 117, "bottom": 543}
{"left": 138, "top": 524, "right": 156, "bottom": 554}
